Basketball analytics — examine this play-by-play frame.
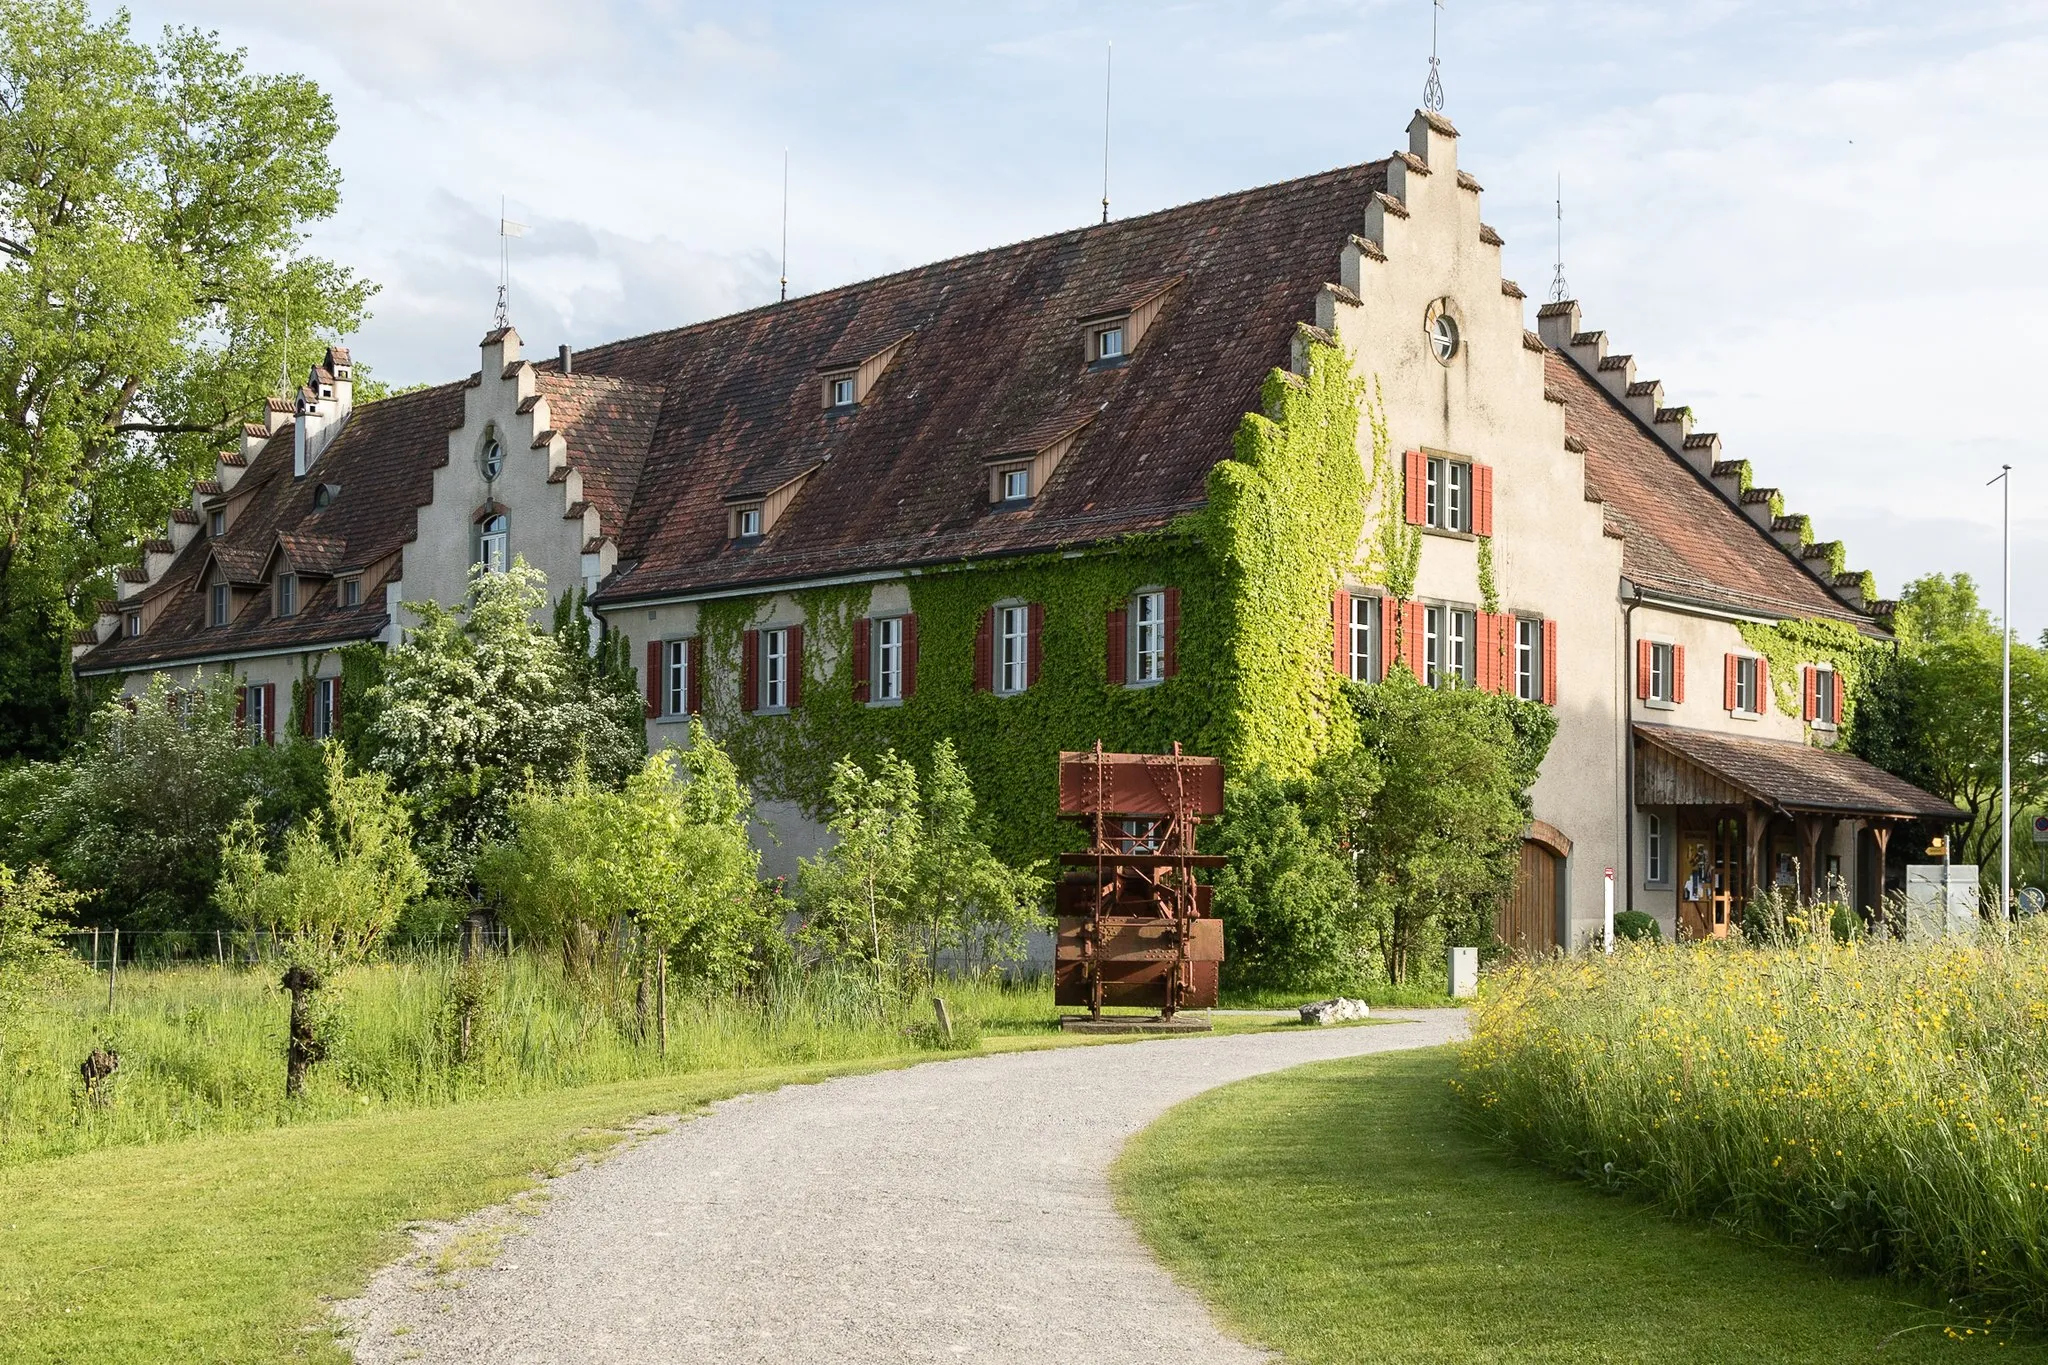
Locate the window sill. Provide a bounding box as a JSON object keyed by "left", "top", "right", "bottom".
{"left": 1122, "top": 677, "right": 1165, "bottom": 691}
{"left": 654, "top": 714, "right": 693, "bottom": 724}
{"left": 865, "top": 697, "right": 905, "bottom": 709}
{"left": 1642, "top": 697, "right": 1677, "bottom": 712}
{"left": 1810, "top": 719, "right": 1839, "bottom": 733}
{"left": 1729, "top": 708, "right": 1763, "bottom": 722}
{"left": 993, "top": 689, "right": 1029, "bottom": 700}
{"left": 1420, "top": 525, "right": 1476, "bottom": 542}
{"left": 753, "top": 706, "right": 791, "bottom": 717}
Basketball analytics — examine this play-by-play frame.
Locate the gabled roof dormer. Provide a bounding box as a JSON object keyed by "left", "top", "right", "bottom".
{"left": 984, "top": 405, "right": 1102, "bottom": 507}
{"left": 1078, "top": 274, "right": 1183, "bottom": 367}
{"left": 816, "top": 331, "right": 914, "bottom": 411}
{"left": 724, "top": 462, "right": 822, "bottom": 541}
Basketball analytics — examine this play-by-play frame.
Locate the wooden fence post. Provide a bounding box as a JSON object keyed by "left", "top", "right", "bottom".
{"left": 107, "top": 928, "right": 119, "bottom": 1010}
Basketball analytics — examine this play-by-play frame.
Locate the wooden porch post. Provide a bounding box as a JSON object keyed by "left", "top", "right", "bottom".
{"left": 1798, "top": 815, "right": 1823, "bottom": 905}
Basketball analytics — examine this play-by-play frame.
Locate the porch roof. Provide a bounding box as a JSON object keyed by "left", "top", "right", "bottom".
{"left": 1632, "top": 724, "right": 1963, "bottom": 822}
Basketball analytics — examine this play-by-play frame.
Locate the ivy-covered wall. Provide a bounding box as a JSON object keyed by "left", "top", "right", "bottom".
{"left": 1736, "top": 617, "right": 1885, "bottom": 741}
{"left": 662, "top": 340, "right": 1373, "bottom": 861}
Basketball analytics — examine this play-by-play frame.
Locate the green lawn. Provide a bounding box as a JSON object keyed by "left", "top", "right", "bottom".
{"left": 1114, "top": 1047, "right": 2037, "bottom": 1363}
{"left": 0, "top": 1014, "right": 1332, "bottom": 1364}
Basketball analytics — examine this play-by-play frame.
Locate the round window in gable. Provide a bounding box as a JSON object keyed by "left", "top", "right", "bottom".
{"left": 479, "top": 436, "right": 503, "bottom": 482}
{"left": 1429, "top": 311, "right": 1461, "bottom": 364}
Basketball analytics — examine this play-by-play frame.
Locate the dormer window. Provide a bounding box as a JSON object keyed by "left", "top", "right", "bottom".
{"left": 124, "top": 612, "right": 140, "bottom": 638}
{"left": 999, "top": 467, "right": 1030, "bottom": 503}
{"left": 1095, "top": 325, "right": 1125, "bottom": 361}
{"left": 210, "top": 582, "right": 230, "bottom": 627}
{"left": 828, "top": 374, "right": 856, "bottom": 409}
{"left": 734, "top": 505, "right": 763, "bottom": 539}
{"left": 312, "top": 483, "right": 338, "bottom": 510}
{"left": 1078, "top": 275, "right": 1182, "bottom": 368}
{"left": 275, "top": 573, "right": 298, "bottom": 618}
{"left": 209, "top": 509, "right": 226, "bottom": 537}
{"left": 340, "top": 577, "right": 361, "bottom": 608}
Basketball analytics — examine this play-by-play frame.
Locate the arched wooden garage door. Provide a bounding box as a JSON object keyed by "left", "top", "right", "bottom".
{"left": 1497, "top": 821, "right": 1569, "bottom": 953}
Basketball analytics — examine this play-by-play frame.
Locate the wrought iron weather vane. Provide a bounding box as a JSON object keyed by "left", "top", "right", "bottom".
{"left": 1423, "top": 0, "right": 1446, "bottom": 113}
{"left": 1549, "top": 174, "right": 1571, "bottom": 303}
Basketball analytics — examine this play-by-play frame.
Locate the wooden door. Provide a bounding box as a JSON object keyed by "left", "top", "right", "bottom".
{"left": 1499, "top": 840, "right": 1562, "bottom": 953}
{"left": 1678, "top": 836, "right": 1713, "bottom": 940}
{"left": 1709, "top": 816, "right": 1744, "bottom": 937}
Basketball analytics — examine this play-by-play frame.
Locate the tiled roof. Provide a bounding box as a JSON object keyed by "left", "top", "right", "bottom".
{"left": 583, "top": 159, "right": 1391, "bottom": 604}
{"left": 531, "top": 371, "right": 663, "bottom": 528}
{"left": 1545, "top": 351, "right": 1872, "bottom": 628}
{"left": 1633, "top": 724, "right": 1962, "bottom": 820}
{"left": 76, "top": 382, "right": 466, "bottom": 674}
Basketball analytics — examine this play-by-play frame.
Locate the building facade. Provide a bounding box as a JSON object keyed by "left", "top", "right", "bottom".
{"left": 76, "top": 111, "right": 1958, "bottom": 948}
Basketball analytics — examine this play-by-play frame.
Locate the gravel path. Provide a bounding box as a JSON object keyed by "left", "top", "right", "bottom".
{"left": 341, "top": 1010, "right": 1466, "bottom": 1364}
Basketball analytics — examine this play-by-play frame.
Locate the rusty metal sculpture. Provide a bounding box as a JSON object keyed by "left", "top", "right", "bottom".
{"left": 1054, "top": 742, "right": 1226, "bottom": 1031}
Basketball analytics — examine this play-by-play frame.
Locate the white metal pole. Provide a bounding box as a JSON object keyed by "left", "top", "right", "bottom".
{"left": 1603, "top": 867, "right": 1615, "bottom": 954}
{"left": 2002, "top": 465, "right": 2013, "bottom": 923}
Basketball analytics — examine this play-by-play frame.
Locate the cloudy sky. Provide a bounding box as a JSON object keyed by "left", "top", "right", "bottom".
{"left": 124, "top": 0, "right": 2048, "bottom": 634}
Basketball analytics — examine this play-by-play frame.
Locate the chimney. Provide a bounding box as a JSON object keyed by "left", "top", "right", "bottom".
{"left": 559, "top": 343, "right": 573, "bottom": 375}
{"left": 293, "top": 346, "right": 356, "bottom": 478}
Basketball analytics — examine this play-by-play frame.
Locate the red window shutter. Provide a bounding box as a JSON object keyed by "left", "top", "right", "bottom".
{"left": 300, "top": 680, "right": 314, "bottom": 737}
{"left": 852, "top": 617, "right": 872, "bottom": 704}
{"left": 645, "top": 639, "right": 661, "bottom": 718}
{"left": 236, "top": 686, "right": 246, "bottom": 728}
{"left": 1636, "top": 639, "right": 1653, "bottom": 700}
{"left": 1404, "top": 600, "right": 1427, "bottom": 678}
{"left": 1026, "top": 602, "right": 1044, "bottom": 686}
{"left": 902, "top": 613, "right": 918, "bottom": 698}
{"left": 1833, "top": 669, "right": 1845, "bottom": 720}
{"left": 332, "top": 677, "right": 343, "bottom": 732}
{"left": 1756, "top": 657, "right": 1770, "bottom": 712}
{"left": 973, "top": 609, "right": 993, "bottom": 693}
{"left": 1473, "top": 463, "right": 1495, "bottom": 537}
{"left": 1723, "top": 654, "right": 1738, "bottom": 711}
{"left": 1474, "top": 612, "right": 1492, "bottom": 692}
{"left": 687, "top": 637, "right": 704, "bottom": 714}
{"left": 741, "top": 629, "right": 759, "bottom": 713}
{"left": 1672, "top": 646, "right": 1686, "bottom": 704}
{"left": 786, "top": 625, "right": 804, "bottom": 709}
{"left": 263, "top": 684, "right": 276, "bottom": 745}
{"left": 1541, "top": 620, "right": 1558, "bottom": 705}
{"left": 1105, "top": 607, "right": 1127, "bottom": 685}
{"left": 1331, "top": 589, "right": 1351, "bottom": 675}
{"left": 1163, "top": 587, "right": 1180, "bottom": 678}
{"left": 1403, "top": 450, "right": 1426, "bottom": 525}
{"left": 1487, "top": 613, "right": 1505, "bottom": 693}
{"left": 1802, "top": 665, "right": 1817, "bottom": 722}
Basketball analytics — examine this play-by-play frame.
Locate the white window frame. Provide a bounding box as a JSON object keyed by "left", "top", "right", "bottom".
{"left": 1001, "top": 467, "right": 1030, "bottom": 502}
{"left": 761, "top": 628, "right": 789, "bottom": 711}
{"left": 275, "top": 573, "right": 297, "bottom": 618}
{"left": 1423, "top": 604, "right": 1442, "bottom": 688}
{"left": 1515, "top": 617, "right": 1543, "bottom": 701}
{"left": 1425, "top": 455, "right": 1473, "bottom": 533}
{"left": 1813, "top": 665, "right": 1839, "bottom": 727}
{"left": 1130, "top": 591, "right": 1166, "bottom": 685}
{"left": 1348, "top": 594, "right": 1380, "bottom": 683}
{"left": 313, "top": 677, "right": 339, "bottom": 740}
{"left": 479, "top": 514, "right": 509, "bottom": 573}
{"left": 480, "top": 437, "right": 503, "bottom": 481}
{"left": 664, "top": 639, "right": 690, "bottom": 719}
{"left": 1733, "top": 655, "right": 1762, "bottom": 717}
{"left": 340, "top": 577, "right": 360, "bottom": 608}
{"left": 874, "top": 616, "right": 905, "bottom": 702}
{"left": 211, "top": 582, "right": 231, "bottom": 628}
{"left": 830, "top": 375, "right": 856, "bottom": 408}
{"left": 244, "top": 684, "right": 268, "bottom": 742}
{"left": 1646, "top": 640, "right": 1676, "bottom": 707}
{"left": 736, "top": 506, "right": 763, "bottom": 539}
{"left": 997, "top": 604, "right": 1030, "bottom": 695}
{"left": 1645, "top": 813, "right": 1667, "bottom": 885}
{"left": 1447, "top": 608, "right": 1473, "bottom": 685}
{"left": 1095, "top": 325, "right": 1125, "bottom": 361}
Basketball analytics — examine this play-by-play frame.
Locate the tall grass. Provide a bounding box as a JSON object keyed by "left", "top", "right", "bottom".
{"left": 1458, "top": 926, "right": 2048, "bottom": 1324}
{"left": 0, "top": 954, "right": 1052, "bottom": 1165}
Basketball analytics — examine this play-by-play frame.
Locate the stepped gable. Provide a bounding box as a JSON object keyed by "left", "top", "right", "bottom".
{"left": 583, "top": 161, "right": 1391, "bottom": 605}
{"left": 1543, "top": 351, "right": 1874, "bottom": 630}
{"left": 76, "top": 381, "right": 467, "bottom": 673}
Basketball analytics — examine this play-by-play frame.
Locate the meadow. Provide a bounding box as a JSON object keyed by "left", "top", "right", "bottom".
{"left": 0, "top": 954, "right": 1056, "bottom": 1165}
{"left": 1458, "top": 924, "right": 2048, "bottom": 1326}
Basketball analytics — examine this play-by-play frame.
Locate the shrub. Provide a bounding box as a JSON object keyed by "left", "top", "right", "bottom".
{"left": 1611, "top": 909, "right": 1659, "bottom": 943}
{"left": 0, "top": 862, "right": 84, "bottom": 1041}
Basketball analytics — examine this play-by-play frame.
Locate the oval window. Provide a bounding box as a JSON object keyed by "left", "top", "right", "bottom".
{"left": 479, "top": 438, "right": 503, "bottom": 481}
{"left": 1430, "top": 313, "right": 1460, "bottom": 364}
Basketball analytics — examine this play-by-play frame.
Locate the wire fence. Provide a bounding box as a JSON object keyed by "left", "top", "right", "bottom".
{"left": 57, "top": 923, "right": 514, "bottom": 971}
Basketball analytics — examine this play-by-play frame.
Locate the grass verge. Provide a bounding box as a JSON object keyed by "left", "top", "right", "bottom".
{"left": 1114, "top": 1046, "right": 2031, "bottom": 1362}
{"left": 1, "top": 1013, "right": 1310, "bottom": 1364}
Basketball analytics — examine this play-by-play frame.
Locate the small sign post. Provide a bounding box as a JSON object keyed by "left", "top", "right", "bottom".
{"left": 1603, "top": 867, "right": 1616, "bottom": 955}
{"left": 2032, "top": 815, "right": 2048, "bottom": 847}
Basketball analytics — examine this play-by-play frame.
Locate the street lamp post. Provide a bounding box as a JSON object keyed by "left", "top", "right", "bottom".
{"left": 1991, "top": 464, "right": 2013, "bottom": 923}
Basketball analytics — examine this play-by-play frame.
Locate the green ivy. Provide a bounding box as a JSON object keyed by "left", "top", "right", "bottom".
{"left": 1476, "top": 534, "right": 1500, "bottom": 615}
{"left": 662, "top": 339, "right": 1377, "bottom": 861}
{"left": 1736, "top": 617, "right": 1882, "bottom": 740}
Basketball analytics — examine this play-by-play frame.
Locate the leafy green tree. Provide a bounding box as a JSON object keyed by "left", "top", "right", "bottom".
{"left": 0, "top": 861, "right": 82, "bottom": 1043}
{"left": 0, "top": 1, "right": 373, "bottom": 751}
{"left": 215, "top": 743, "right": 425, "bottom": 962}
{"left": 0, "top": 674, "right": 322, "bottom": 929}
{"left": 1855, "top": 574, "right": 2048, "bottom": 875}
{"left": 1206, "top": 768, "right": 1361, "bottom": 990}
{"left": 1326, "top": 677, "right": 1554, "bottom": 982}
{"left": 362, "top": 561, "right": 645, "bottom": 888}
{"left": 907, "top": 739, "right": 1044, "bottom": 974}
